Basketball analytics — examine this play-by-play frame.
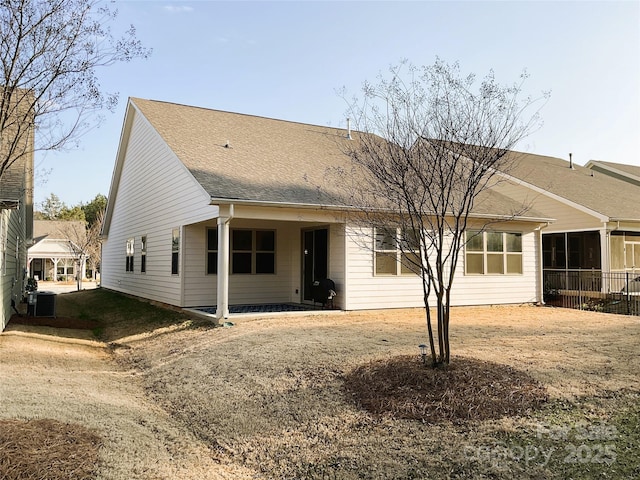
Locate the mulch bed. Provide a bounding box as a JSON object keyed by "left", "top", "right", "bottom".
{"left": 344, "top": 355, "right": 549, "bottom": 424}
{"left": 0, "top": 418, "right": 102, "bottom": 480}
{"left": 8, "top": 314, "right": 100, "bottom": 330}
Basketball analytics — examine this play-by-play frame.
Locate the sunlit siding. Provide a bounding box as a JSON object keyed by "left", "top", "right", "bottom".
{"left": 101, "top": 109, "right": 217, "bottom": 306}
{"left": 344, "top": 226, "right": 424, "bottom": 310}
{"left": 450, "top": 228, "right": 540, "bottom": 306}
{"left": 344, "top": 224, "right": 540, "bottom": 311}
{"left": 328, "top": 223, "right": 346, "bottom": 309}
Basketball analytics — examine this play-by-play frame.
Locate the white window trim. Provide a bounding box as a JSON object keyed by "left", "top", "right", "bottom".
{"left": 373, "top": 227, "right": 420, "bottom": 276}
{"left": 465, "top": 230, "right": 523, "bottom": 276}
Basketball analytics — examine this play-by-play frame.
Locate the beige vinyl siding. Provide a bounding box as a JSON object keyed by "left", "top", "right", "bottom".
{"left": 344, "top": 224, "right": 540, "bottom": 311}
{"left": 344, "top": 226, "right": 424, "bottom": 310}
{"left": 328, "top": 223, "right": 346, "bottom": 309}
{"left": 101, "top": 109, "right": 217, "bottom": 307}
{"left": 1, "top": 208, "right": 27, "bottom": 330}
{"left": 494, "top": 179, "right": 603, "bottom": 232}
{"left": 452, "top": 228, "right": 539, "bottom": 305}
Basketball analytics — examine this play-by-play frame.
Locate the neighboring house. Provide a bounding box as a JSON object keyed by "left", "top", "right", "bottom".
{"left": 585, "top": 160, "right": 640, "bottom": 187}
{"left": 0, "top": 135, "right": 33, "bottom": 332}
{"left": 101, "top": 98, "right": 553, "bottom": 318}
{"left": 27, "top": 220, "right": 89, "bottom": 282}
{"left": 490, "top": 152, "right": 640, "bottom": 294}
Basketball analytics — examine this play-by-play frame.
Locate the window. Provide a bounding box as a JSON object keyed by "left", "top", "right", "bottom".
{"left": 207, "top": 228, "right": 217, "bottom": 274}
{"left": 140, "top": 236, "right": 147, "bottom": 273}
{"left": 465, "top": 230, "right": 523, "bottom": 275}
{"left": 126, "top": 238, "right": 134, "bottom": 272}
{"left": 171, "top": 229, "right": 180, "bottom": 275}
{"left": 231, "top": 229, "right": 275, "bottom": 274}
{"left": 374, "top": 228, "right": 420, "bottom": 276}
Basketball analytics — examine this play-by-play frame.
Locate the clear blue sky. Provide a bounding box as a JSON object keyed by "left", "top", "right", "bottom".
{"left": 35, "top": 0, "right": 640, "bottom": 207}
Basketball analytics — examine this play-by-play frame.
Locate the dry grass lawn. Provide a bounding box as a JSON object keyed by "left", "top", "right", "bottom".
{"left": 1, "top": 289, "right": 639, "bottom": 479}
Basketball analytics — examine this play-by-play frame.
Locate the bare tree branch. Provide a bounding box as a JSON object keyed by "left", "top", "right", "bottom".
{"left": 0, "top": 0, "right": 151, "bottom": 182}
{"left": 335, "top": 59, "right": 547, "bottom": 366}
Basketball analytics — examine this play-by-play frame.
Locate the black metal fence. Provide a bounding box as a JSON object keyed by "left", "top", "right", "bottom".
{"left": 543, "top": 270, "right": 640, "bottom": 316}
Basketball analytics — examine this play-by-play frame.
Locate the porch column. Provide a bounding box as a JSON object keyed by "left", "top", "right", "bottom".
{"left": 216, "top": 205, "right": 234, "bottom": 320}
{"left": 51, "top": 258, "right": 59, "bottom": 282}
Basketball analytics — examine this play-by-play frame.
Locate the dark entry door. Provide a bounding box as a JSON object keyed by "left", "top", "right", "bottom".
{"left": 302, "top": 228, "right": 328, "bottom": 302}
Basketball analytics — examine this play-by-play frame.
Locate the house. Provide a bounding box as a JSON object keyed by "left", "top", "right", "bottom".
{"left": 27, "top": 220, "right": 89, "bottom": 281}
{"left": 100, "top": 98, "right": 554, "bottom": 319}
{"left": 489, "top": 152, "right": 640, "bottom": 296}
{"left": 585, "top": 160, "right": 640, "bottom": 187}
{"left": 0, "top": 125, "right": 33, "bottom": 331}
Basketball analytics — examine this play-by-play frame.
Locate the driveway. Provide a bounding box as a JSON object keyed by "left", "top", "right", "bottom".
{"left": 36, "top": 281, "right": 98, "bottom": 294}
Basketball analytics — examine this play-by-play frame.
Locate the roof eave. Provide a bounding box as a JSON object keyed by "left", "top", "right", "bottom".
{"left": 209, "top": 197, "right": 554, "bottom": 223}
{"left": 610, "top": 217, "right": 640, "bottom": 224}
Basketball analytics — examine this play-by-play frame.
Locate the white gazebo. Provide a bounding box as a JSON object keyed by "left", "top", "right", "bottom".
{"left": 27, "top": 220, "right": 89, "bottom": 282}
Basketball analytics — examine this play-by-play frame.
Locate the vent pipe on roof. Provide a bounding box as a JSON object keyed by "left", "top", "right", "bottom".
{"left": 569, "top": 152, "right": 573, "bottom": 169}
{"left": 346, "top": 118, "right": 352, "bottom": 140}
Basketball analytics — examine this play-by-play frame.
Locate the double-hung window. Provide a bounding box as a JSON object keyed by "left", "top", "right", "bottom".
{"left": 231, "top": 229, "right": 275, "bottom": 274}
{"left": 140, "top": 236, "right": 147, "bottom": 273}
{"left": 125, "top": 238, "right": 134, "bottom": 272}
{"left": 374, "top": 228, "right": 420, "bottom": 275}
{"left": 465, "top": 230, "right": 523, "bottom": 275}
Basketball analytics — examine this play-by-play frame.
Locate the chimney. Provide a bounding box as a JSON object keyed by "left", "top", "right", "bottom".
{"left": 569, "top": 152, "right": 573, "bottom": 169}
{"left": 346, "top": 118, "right": 352, "bottom": 140}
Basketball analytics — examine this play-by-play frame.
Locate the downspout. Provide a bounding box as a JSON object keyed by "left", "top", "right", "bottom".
{"left": 216, "top": 204, "right": 234, "bottom": 320}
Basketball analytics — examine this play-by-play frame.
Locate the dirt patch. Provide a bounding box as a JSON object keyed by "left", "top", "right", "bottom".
{"left": 0, "top": 324, "right": 257, "bottom": 480}
{"left": 344, "top": 355, "right": 549, "bottom": 423}
{"left": 8, "top": 314, "right": 100, "bottom": 330}
{"left": 0, "top": 418, "right": 101, "bottom": 480}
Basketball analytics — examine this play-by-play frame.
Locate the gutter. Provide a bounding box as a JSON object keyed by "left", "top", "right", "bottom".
{"left": 208, "top": 197, "right": 554, "bottom": 224}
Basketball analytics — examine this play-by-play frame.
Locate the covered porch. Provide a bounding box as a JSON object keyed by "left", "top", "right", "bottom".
{"left": 181, "top": 203, "right": 346, "bottom": 319}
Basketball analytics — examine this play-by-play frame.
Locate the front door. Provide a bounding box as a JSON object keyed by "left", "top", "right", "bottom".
{"left": 302, "top": 228, "right": 328, "bottom": 302}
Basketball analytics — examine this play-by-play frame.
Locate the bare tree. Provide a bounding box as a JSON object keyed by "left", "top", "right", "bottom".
{"left": 58, "top": 218, "right": 93, "bottom": 291}
{"left": 84, "top": 206, "right": 103, "bottom": 282}
{"left": 0, "top": 0, "right": 151, "bottom": 182}
{"left": 339, "top": 60, "right": 547, "bottom": 366}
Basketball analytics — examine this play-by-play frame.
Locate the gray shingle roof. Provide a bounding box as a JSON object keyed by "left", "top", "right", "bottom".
{"left": 129, "top": 98, "right": 550, "bottom": 220}
{"left": 132, "top": 98, "right": 356, "bottom": 207}
{"left": 503, "top": 151, "right": 640, "bottom": 221}
{"left": 590, "top": 160, "right": 640, "bottom": 178}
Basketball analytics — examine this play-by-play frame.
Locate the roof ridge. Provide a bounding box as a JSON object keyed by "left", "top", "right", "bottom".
{"left": 129, "top": 97, "right": 351, "bottom": 133}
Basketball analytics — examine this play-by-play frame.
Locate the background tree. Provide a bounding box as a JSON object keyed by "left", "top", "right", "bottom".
{"left": 339, "top": 60, "right": 546, "bottom": 366}
{"left": 37, "top": 192, "right": 85, "bottom": 220}
{"left": 58, "top": 220, "right": 89, "bottom": 291}
{"left": 81, "top": 193, "right": 107, "bottom": 227}
{"left": 37, "top": 193, "right": 66, "bottom": 219}
{"left": 0, "top": 0, "right": 151, "bottom": 183}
